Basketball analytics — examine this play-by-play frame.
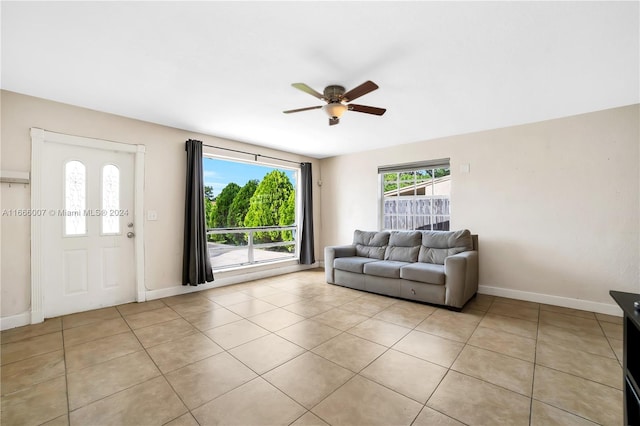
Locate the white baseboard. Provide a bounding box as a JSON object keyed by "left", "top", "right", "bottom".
{"left": 478, "top": 285, "right": 623, "bottom": 317}
{"left": 1, "top": 263, "right": 319, "bottom": 329}
{"left": 145, "top": 263, "right": 319, "bottom": 301}
{"left": 1, "top": 311, "right": 31, "bottom": 331}
{"left": 3, "top": 274, "right": 621, "bottom": 330}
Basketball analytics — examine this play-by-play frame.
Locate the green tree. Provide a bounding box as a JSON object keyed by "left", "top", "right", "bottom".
{"left": 383, "top": 169, "right": 449, "bottom": 192}
{"left": 226, "top": 179, "right": 259, "bottom": 245}
{"left": 205, "top": 199, "right": 216, "bottom": 229}
{"left": 213, "top": 183, "right": 240, "bottom": 228}
{"left": 204, "top": 185, "right": 216, "bottom": 239}
{"left": 384, "top": 172, "right": 416, "bottom": 192}
{"left": 228, "top": 180, "right": 259, "bottom": 228}
{"left": 279, "top": 191, "right": 296, "bottom": 250}
{"left": 204, "top": 185, "right": 215, "bottom": 202}
{"left": 211, "top": 183, "right": 240, "bottom": 243}
{"left": 244, "top": 170, "right": 294, "bottom": 244}
{"left": 434, "top": 168, "right": 450, "bottom": 178}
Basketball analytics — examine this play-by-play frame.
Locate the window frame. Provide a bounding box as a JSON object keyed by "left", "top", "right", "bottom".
{"left": 202, "top": 153, "right": 301, "bottom": 271}
{"left": 378, "top": 159, "right": 451, "bottom": 232}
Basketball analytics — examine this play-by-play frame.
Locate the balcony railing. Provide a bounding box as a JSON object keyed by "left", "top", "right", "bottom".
{"left": 383, "top": 196, "right": 450, "bottom": 231}
{"left": 206, "top": 225, "right": 297, "bottom": 270}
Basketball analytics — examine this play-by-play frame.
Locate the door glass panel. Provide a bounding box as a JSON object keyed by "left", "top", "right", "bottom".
{"left": 65, "top": 160, "right": 86, "bottom": 235}
{"left": 102, "top": 164, "right": 120, "bottom": 234}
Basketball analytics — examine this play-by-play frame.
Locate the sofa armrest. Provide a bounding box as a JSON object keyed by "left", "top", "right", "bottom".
{"left": 444, "top": 250, "right": 479, "bottom": 308}
{"left": 324, "top": 245, "right": 357, "bottom": 283}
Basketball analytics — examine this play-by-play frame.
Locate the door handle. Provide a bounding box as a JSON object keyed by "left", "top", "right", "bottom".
{"left": 127, "top": 231, "right": 135, "bottom": 238}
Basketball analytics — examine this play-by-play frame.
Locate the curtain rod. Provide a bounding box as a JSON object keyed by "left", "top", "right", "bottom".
{"left": 203, "top": 144, "right": 303, "bottom": 166}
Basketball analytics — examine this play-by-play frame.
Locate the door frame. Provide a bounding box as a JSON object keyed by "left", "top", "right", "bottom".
{"left": 30, "top": 128, "right": 146, "bottom": 323}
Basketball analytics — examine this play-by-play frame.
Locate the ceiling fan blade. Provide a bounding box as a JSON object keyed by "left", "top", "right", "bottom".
{"left": 329, "top": 117, "right": 339, "bottom": 126}
{"left": 291, "top": 83, "right": 324, "bottom": 100}
{"left": 283, "top": 105, "right": 323, "bottom": 114}
{"left": 348, "top": 104, "right": 387, "bottom": 116}
{"left": 343, "top": 81, "right": 379, "bottom": 102}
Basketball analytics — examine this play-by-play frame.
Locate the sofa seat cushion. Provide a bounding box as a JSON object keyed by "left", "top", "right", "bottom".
{"left": 334, "top": 257, "right": 379, "bottom": 274}
{"left": 400, "top": 263, "right": 445, "bottom": 285}
{"left": 363, "top": 260, "right": 409, "bottom": 279}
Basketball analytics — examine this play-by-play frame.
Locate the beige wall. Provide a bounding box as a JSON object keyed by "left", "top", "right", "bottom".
{"left": 319, "top": 105, "right": 640, "bottom": 308}
{"left": 2, "top": 89, "right": 637, "bottom": 320}
{"left": 0, "top": 90, "right": 321, "bottom": 319}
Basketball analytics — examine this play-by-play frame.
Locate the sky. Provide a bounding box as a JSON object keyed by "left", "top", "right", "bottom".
{"left": 203, "top": 157, "right": 297, "bottom": 197}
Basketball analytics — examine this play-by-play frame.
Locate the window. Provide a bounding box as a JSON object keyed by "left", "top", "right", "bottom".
{"left": 203, "top": 156, "right": 299, "bottom": 270}
{"left": 64, "top": 160, "right": 86, "bottom": 235}
{"left": 102, "top": 164, "right": 120, "bottom": 234}
{"left": 379, "top": 159, "right": 451, "bottom": 231}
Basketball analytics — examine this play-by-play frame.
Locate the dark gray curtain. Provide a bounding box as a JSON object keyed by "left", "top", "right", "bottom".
{"left": 182, "top": 139, "right": 214, "bottom": 285}
{"left": 299, "top": 162, "right": 315, "bottom": 264}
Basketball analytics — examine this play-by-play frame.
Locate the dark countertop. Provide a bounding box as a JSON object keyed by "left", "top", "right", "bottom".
{"left": 610, "top": 290, "right": 640, "bottom": 330}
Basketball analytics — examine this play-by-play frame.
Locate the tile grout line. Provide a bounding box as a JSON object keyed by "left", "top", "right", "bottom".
{"left": 175, "top": 284, "right": 345, "bottom": 421}
{"left": 61, "top": 321, "right": 72, "bottom": 425}
{"left": 597, "top": 316, "right": 624, "bottom": 367}
{"left": 535, "top": 312, "right": 623, "bottom": 389}
{"left": 2, "top": 273, "right": 625, "bottom": 426}
{"left": 416, "top": 300, "right": 483, "bottom": 425}
{"left": 119, "top": 301, "right": 196, "bottom": 425}
{"left": 133, "top": 289, "right": 338, "bottom": 423}
{"left": 300, "top": 300, "right": 452, "bottom": 424}
{"left": 529, "top": 302, "right": 541, "bottom": 426}
{"left": 531, "top": 302, "right": 625, "bottom": 425}
{"left": 63, "top": 306, "right": 177, "bottom": 419}
{"left": 229, "top": 294, "right": 413, "bottom": 425}
{"left": 420, "top": 296, "right": 496, "bottom": 425}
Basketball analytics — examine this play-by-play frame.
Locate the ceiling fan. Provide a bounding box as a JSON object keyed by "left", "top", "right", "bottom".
{"left": 283, "top": 80, "right": 386, "bottom": 126}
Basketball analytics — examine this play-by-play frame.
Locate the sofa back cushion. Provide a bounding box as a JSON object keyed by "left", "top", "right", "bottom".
{"left": 353, "top": 230, "right": 390, "bottom": 259}
{"left": 384, "top": 231, "right": 421, "bottom": 262}
{"left": 418, "top": 229, "right": 474, "bottom": 265}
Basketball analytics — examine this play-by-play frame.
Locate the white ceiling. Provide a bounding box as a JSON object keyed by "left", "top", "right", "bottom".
{"left": 2, "top": 1, "right": 638, "bottom": 159}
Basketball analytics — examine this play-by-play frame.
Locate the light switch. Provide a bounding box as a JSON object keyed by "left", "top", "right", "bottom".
{"left": 460, "top": 164, "right": 470, "bottom": 173}
{"left": 147, "top": 210, "right": 158, "bottom": 221}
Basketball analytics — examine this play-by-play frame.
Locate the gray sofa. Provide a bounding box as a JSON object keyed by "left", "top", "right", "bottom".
{"left": 324, "top": 229, "right": 478, "bottom": 310}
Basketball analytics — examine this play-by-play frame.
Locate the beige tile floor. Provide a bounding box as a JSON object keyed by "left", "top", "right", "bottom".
{"left": 0, "top": 269, "right": 624, "bottom": 426}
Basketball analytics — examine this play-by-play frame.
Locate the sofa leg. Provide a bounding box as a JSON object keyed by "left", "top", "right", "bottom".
{"left": 446, "top": 292, "right": 477, "bottom": 312}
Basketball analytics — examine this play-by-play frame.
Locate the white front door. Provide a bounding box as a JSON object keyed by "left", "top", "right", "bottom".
{"left": 40, "top": 141, "right": 137, "bottom": 317}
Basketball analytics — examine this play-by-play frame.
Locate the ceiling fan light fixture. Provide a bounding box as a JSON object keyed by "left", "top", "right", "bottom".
{"left": 323, "top": 102, "right": 347, "bottom": 118}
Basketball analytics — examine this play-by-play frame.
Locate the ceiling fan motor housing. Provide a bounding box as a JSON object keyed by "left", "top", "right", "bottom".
{"left": 323, "top": 85, "right": 346, "bottom": 102}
